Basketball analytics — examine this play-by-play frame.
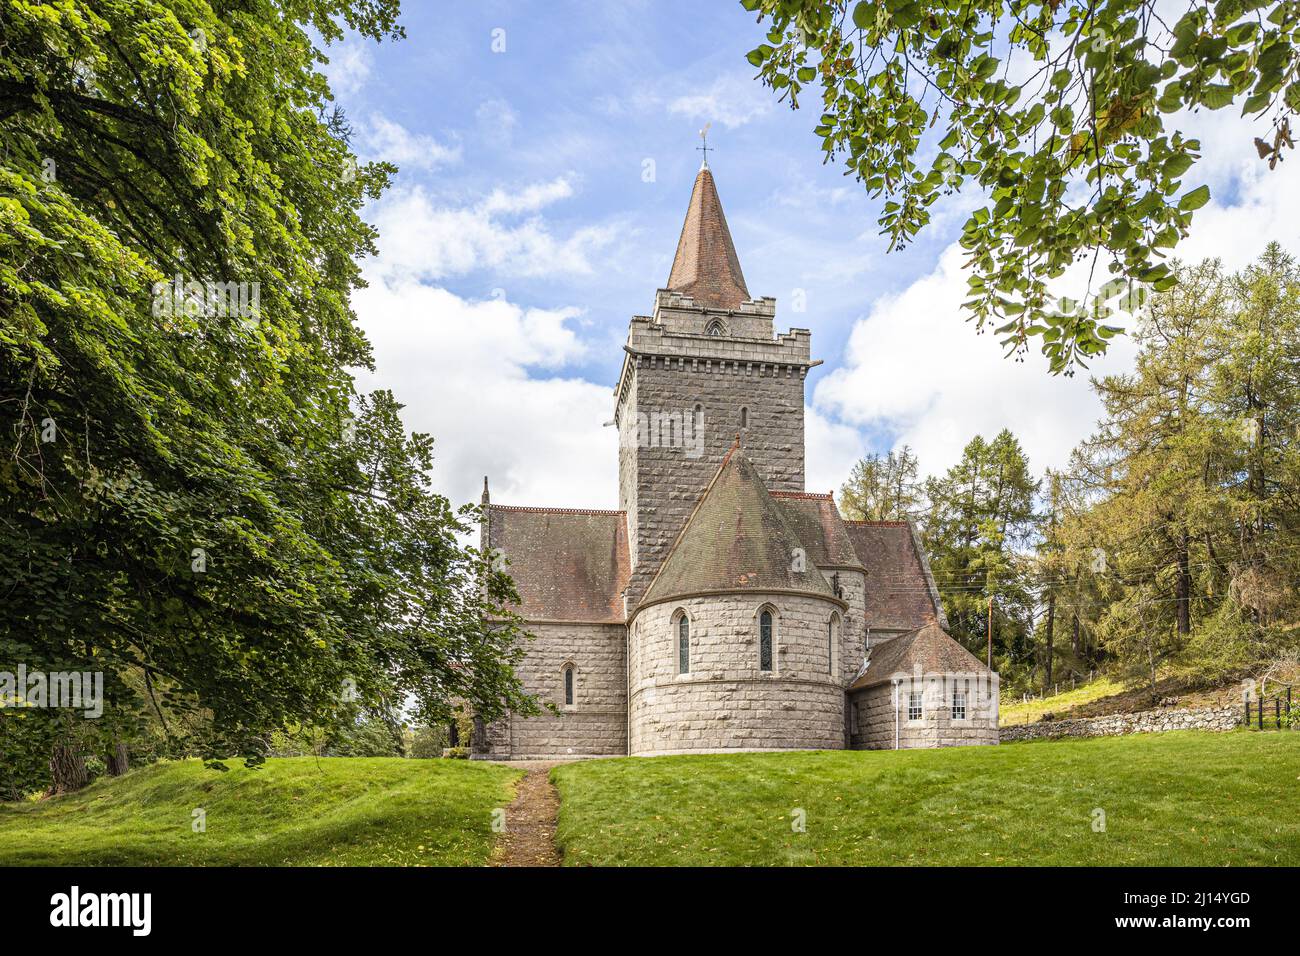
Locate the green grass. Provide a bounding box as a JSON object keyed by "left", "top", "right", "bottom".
{"left": 1000, "top": 676, "right": 1125, "bottom": 725}
{"left": 553, "top": 732, "right": 1300, "bottom": 866}
{"left": 0, "top": 757, "right": 521, "bottom": 866}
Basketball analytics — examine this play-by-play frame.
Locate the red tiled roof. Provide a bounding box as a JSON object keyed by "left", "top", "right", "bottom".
{"left": 487, "top": 506, "right": 629, "bottom": 623}
{"left": 772, "top": 493, "right": 863, "bottom": 569}
{"left": 642, "top": 444, "right": 834, "bottom": 607}
{"left": 666, "top": 166, "right": 750, "bottom": 310}
{"left": 849, "top": 622, "right": 990, "bottom": 689}
{"left": 843, "top": 520, "right": 941, "bottom": 630}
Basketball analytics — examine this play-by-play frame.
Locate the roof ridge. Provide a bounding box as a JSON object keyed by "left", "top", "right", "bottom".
{"left": 488, "top": 504, "right": 625, "bottom": 516}
{"left": 770, "top": 490, "right": 834, "bottom": 500}
{"left": 845, "top": 518, "right": 911, "bottom": 527}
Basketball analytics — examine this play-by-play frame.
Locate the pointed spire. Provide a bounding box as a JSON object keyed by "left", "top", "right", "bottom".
{"left": 666, "top": 166, "right": 750, "bottom": 311}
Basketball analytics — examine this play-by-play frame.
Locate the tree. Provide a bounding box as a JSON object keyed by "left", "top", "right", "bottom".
{"left": 1063, "top": 258, "right": 1223, "bottom": 692}
{"left": 922, "top": 430, "right": 1040, "bottom": 680}
{"left": 0, "top": 1, "right": 536, "bottom": 792}
{"left": 839, "top": 445, "right": 923, "bottom": 520}
{"left": 1207, "top": 243, "right": 1300, "bottom": 635}
{"left": 1037, "top": 470, "right": 1064, "bottom": 693}
{"left": 1057, "top": 248, "right": 1300, "bottom": 691}
{"left": 744, "top": 0, "right": 1299, "bottom": 371}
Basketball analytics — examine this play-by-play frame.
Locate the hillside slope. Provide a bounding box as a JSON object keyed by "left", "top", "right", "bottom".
{"left": 0, "top": 757, "right": 520, "bottom": 866}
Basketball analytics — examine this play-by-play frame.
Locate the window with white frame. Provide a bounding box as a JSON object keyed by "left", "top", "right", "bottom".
{"left": 908, "top": 690, "right": 923, "bottom": 720}
{"left": 952, "top": 681, "right": 967, "bottom": 720}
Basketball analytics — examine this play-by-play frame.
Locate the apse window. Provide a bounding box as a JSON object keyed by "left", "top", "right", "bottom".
{"left": 563, "top": 665, "right": 575, "bottom": 708}
{"left": 677, "top": 613, "right": 690, "bottom": 675}
{"left": 759, "top": 609, "right": 773, "bottom": 672}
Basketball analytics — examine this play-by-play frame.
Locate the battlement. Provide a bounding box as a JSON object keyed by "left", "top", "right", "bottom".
{"left": 651, "top": 289, "right": 778, "bottom": 339}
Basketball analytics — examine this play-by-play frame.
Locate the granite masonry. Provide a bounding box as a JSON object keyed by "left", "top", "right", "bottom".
{"left": 999, "top": 705, "right": 1241, "bottom": 742}
{"left": 472, "top": 163, "right": 999, "bottom": 759}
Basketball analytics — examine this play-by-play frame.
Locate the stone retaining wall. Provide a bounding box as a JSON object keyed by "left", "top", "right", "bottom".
{"left": 999, "top": 705, "right": 1241, "bottom": 742}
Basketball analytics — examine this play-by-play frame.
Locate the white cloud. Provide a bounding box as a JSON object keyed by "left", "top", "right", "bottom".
{"left": 810, "top": 122, "right": 1300, "bottom": 484}
{"left": 805, "top": 406, "right": 867, "bottom": 497}
{"left": 1169, "top": 107, "right": 1300, "bottom": 269}
{"left": 813, "top": 244, "right": 1139, "bottom": 481}
{"left": 366, "top": 179, "right": 618, "bottom": 282}
{"left": 668, "top": 74, "right": 772, "bottom": 129}
{"left": 359, "top": 115, "right": 460, "bottom": 170}
{"left": 324, "top": 39, "right": 372, "bottom": 96}
{"left": 352, "top": 280, "right": 617, "bottom": 509}
{"left": 482, "top": 177, "right": 574, "bottom": 215}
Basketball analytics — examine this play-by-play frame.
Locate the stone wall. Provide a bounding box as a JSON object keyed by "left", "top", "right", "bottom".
{"left": 629, "top": 591, "right": 846, "bottom": 754}
{"left": 477, "top": 621, "right": 627, "bottom": 759}
{"left": 849, "top": 677, "right": 999, "bottom": 750}
{"left": 999, "top": 705, "right": 1241, "bottom": 742}
{"left": 832, "top": 567, "right": 868, "bottom": 688}
{"left": 617, "top": 315, "right": 810, "bottom": 608}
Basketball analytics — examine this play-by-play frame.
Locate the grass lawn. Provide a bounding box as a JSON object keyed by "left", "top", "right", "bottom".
{"left": 553, "top": 731, "right": 1300, "bottom": 866}
{"left": 0, "top": 757, "right": 521, "bottom": 866}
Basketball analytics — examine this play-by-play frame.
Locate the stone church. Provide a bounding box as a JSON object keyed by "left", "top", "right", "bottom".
{"left": 473, "top": 162, "right": 998, "bottom": 759}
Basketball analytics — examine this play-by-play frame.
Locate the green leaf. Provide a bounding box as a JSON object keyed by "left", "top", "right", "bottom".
{"left": 1178, "top": 185, "right": 1211, "bottom": 211}
{"left": 1163, "top": 153, "right": 1194, "bottom": 179}
{"left": 1200, "top": 84, "right": 1235, "bottom": 109}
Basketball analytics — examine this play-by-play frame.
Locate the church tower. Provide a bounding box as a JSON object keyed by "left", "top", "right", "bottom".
{"left": 614, "top": 163, "right": 816, "bottom": 611}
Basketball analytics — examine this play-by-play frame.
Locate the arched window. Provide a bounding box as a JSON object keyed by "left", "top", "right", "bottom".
{"left": 828, "top": 612, "right": 841, "bottom": 675}
{"left": 563, "top": 664, "right": 575, "bottom": 707}
{"left": 759, "top": 609, "right": 773, "bottom": 672}
{"left": 676, "top": 612, "right": 690, "bottom": 674}
{"left": 740, "top": 406, "right": 749, "bottom": 429}
{"left": 706, "top": 319, "right": 725, "bottom": 337}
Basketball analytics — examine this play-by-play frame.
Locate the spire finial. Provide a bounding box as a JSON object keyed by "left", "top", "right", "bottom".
{"left": 481, "top": 475, "right": 490, "bottom": 505}
{"left": 697, "top": 122, "right": 712, "bottom": 169}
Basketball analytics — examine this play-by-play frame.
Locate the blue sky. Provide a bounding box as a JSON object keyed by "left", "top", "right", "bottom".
{"left": 330, "top": 0, "right": 1300, "bottom": 509}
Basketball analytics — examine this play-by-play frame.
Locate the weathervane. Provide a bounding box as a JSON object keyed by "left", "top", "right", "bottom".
{"left": 697, "top": 122, "right": 712, "bottom": 168}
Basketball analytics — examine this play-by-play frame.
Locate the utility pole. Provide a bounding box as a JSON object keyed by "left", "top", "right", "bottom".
{"left": 987, "top": 594, "right": 993, "bottom": 670}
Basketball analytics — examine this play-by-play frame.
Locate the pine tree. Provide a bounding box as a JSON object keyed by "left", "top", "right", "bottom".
{"left": 839, "top": 446, "right": 923, "bottom": 521}
{"left": 923, "top": 431, "right": 1039, "bottom": 679}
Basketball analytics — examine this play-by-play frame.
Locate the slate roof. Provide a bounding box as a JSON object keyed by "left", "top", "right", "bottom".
{"left": 771, "top": 492, "right": 864, "bottom": 569}
{"left": 485, "top": 505, "right": 629, "bottom": 623}
{"left": 641, "top": 445, "right": 835, "bottom": 607}
{"left": 849, "top": 622, "right": 989, "bottom": 690}
{"left": 665, "top": 166, "right": 750, "bottom": 310}
{"left": 843, "top": 520, "right": 942, "bottom": 630}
